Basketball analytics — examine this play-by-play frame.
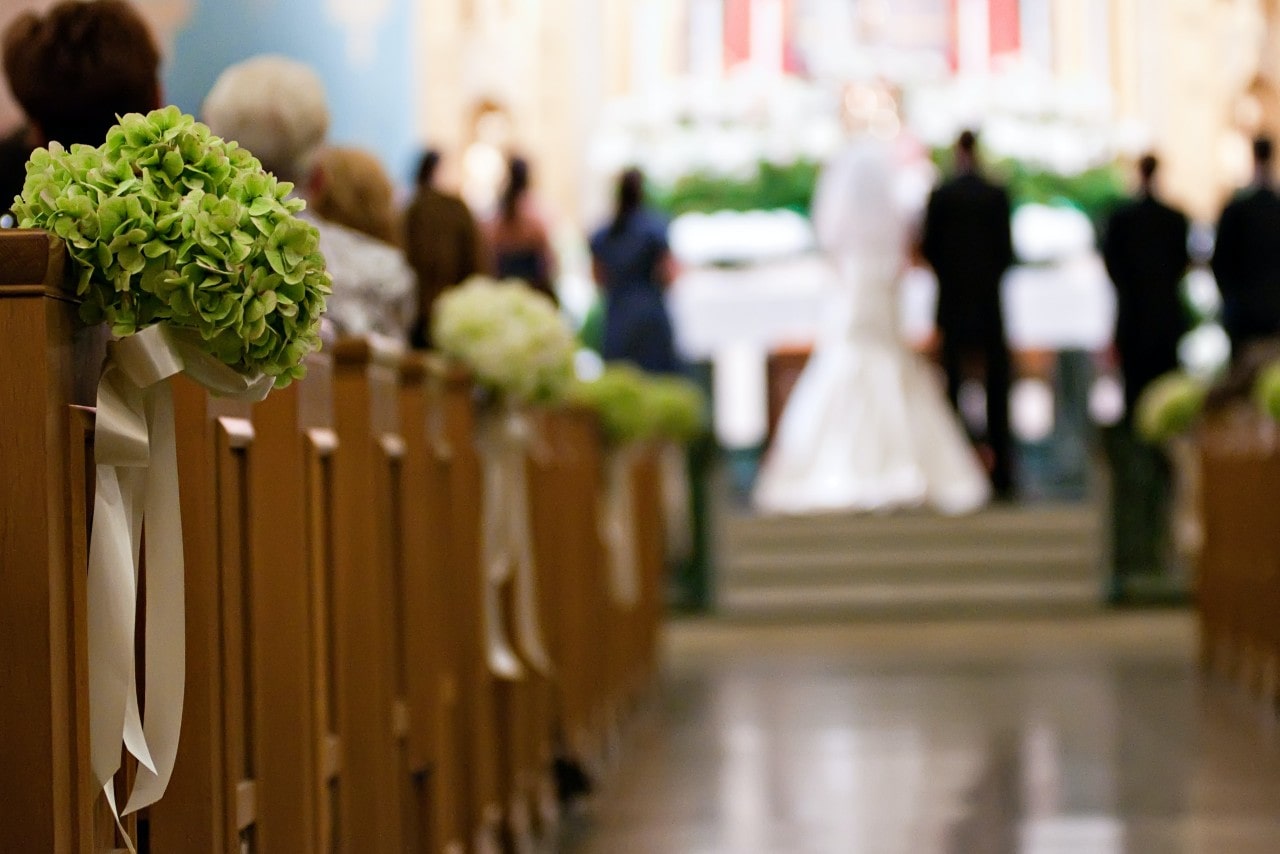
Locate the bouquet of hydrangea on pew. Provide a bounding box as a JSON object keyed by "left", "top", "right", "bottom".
{"left": 432, "top": 275, "right": 576, "bottom": 404}
{"left": 14, "top": 105, "right": 330, "bottom": 386}
{"left": 571, "top": 364, "right": 707, "bottom": 602}
{"left": 570, "top": 364, "right": 707, "bottom": 445}
{"left": 431, "top": 275, "right": 578, "bottom": 683}
{"left": 11, "top": 106, "right": 331, "bottom": 830}
{"left": 1135, "top": 371, "right": 1207, "bottom": 444}
{"left": 1254, "top": 361, "right": 1280, "bottom": 422}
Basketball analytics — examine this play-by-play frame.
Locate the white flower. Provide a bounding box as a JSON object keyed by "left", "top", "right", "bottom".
{"left": 432, "top": 277, "right": 576, "bottom": 403}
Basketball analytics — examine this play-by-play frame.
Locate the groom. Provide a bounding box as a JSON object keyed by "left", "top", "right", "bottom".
{"left": 922, "top": 130, "right": 1017, "bottom": 498}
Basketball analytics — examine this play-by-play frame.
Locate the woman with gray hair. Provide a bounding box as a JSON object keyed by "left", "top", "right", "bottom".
{"left": 203, "top": 55, "right": 415, "bottom": 342}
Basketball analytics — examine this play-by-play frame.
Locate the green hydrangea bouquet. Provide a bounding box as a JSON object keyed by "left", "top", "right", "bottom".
{"left": 14, "top": 106, "right": 330, "bottom": 387}
{"left": 1254, "top": 361, "right": 1280, "bottom": 422}
{"left": 1135, "top": 371, "right": 1206, "bottom": 443}
{"left": 571, "top": 364, "right": 707, "bottom": 444}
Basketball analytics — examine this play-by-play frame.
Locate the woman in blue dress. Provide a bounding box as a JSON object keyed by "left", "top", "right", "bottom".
{"left": 590, "top": 168, "right": 681, "bottom": 374}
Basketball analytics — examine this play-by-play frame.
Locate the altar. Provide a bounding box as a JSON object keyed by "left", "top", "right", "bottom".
{"left": 669, "top": 253, "right": 1117, "bottom": 448}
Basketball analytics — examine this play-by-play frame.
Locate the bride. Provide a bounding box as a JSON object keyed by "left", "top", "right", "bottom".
{"left": 753, "top": 134, "right": 991, "bottom": 516}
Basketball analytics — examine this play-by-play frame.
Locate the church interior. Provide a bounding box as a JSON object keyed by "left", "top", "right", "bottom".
{"left": 6, "top": 1, "right": 1280, "bottom": 852}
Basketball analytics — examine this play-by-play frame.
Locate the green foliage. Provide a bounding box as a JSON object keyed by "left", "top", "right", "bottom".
{"left": 1253, "top": 361, "right": 1280, "bottom": 422}
{"left": 646, "top": 375, "right": 708, "bottom": 442}
{"left": 1135, "top": 372, "right": 1207, "bottom": 443}
{"left": 651, "top": 152, "right": 1126, "bottom": 227}
{"left": 994, "top": 159, "right": 1128, "bottom": 233}
{"left": 571, "top": 364, "right": 708, "bottom": 444}
{"left": 14, "top": 107, "right": 330, "bottom": 386}
{"left": 649, "top": 160, "right": 821, "bottom": 217}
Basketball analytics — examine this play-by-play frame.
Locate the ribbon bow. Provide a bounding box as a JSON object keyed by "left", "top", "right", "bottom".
{"left": 477, "top": 409, "right": 552, "bottom": 680}
{"left": 87, "top": 324, "right": 272, "bottom": 846}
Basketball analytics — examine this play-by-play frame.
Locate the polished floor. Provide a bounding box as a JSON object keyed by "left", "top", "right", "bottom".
{"left": 562, "top": 613, "right": 1280, "bottom": 853}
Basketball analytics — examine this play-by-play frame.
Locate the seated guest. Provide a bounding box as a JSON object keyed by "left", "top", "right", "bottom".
{"left": 203, "top": 57, "right": 416, "bottom": 343}
{"left": 2, "top": 0, "right": 161, "bottom": 213}
{"left": 403, "top": 149, "right": 486, "bottom": 348}
{"left": 486, "top": 156, "right": 557, "bottom": 302}
{"left": 311, "top": 146, "right": 401, "bottom": 246}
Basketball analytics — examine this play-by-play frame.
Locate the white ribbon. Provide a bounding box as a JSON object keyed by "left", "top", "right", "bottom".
{"left": 601, "top": 448, "right": 640, "bottom": 609}
{"left": 87, "top": 324, "right": 272, "bottom": 846}
{"left": 477, "top": 408, "right": 552, "bottom": 680}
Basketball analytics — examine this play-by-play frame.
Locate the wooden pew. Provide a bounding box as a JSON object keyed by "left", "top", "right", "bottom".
{"left": 329, "top": 338, "right": 411, "bottom": 853}
{"left": 246, "top": 353, "right": 338, "bottom": 851}
{"left": 148, "top": 377, "right": 257, "bottom": 852}
{"left": 431, "top": 364, "right": 503, "bottom": 850}
{"left": 534, "top": 407, "right": 609, "bottom": 779}
{"left": 0, "top": 230, "right": 100, "bottom": 852}
{"left": 398, "top": 354, "right": 465, "bottom": 853}
{"left": 1198, "top": 407, "right": 1280, "bottom": 699}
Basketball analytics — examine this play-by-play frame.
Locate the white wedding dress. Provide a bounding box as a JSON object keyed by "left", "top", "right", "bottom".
{"left": 753, "top": 138, "right": 991, "bottom": 516}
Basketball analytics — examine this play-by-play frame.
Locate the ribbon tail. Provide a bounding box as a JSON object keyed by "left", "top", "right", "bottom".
{"left": 484, "top": 578, "right": 525, "bottom": 680}
{"left": 120, "top": 465, "right": 157, "bottom": 777}
{"left": 87, "top": 464, "right": 140, "bottom": 790}
{"left": 603, "top": 451, "right": 640, "bottom": 609}
{"left": 102, "top": 783, "right": 138, "bottom": 854}
{"left": 510, "top": 455, "right": 552, "bottom": 675}
{"left": 124, "top": 380, "right": 186, "bottom": 814}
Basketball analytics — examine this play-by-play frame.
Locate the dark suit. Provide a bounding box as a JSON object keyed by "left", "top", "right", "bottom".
{"left": 1102, "top": 194, "right": 1190, "bottom": 412}
{"left": 922, "top": 170, "right": 1016, "bottom": 494}
{"left": 1211, "top": 184, "right": 1280, "bottom": 355}
{"left": 402, "top": 186, "right": 485, "bottom": 348}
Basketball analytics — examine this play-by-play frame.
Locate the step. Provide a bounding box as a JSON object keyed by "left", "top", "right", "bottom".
{"left": 717, "top": 506, "right": 1101, "bottom": 553}
{"left": 720, "top": 544, "right": 1098, "bottom": 587}
{"left": 718, "top": 578, "right": 1101, "bottom": 619}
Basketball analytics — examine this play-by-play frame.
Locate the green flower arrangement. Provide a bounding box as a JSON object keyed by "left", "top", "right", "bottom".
{"left": 1253, "top": 361, "right": 1280, "bottom": 422}
{"left": 645, "top": 375, "right": 708, "bottom": 443}
{"left": 571, "top": 364, "right": 652, "bottom": 443}
{"left": 572, "top": 364, "right": 707, "bottom": 444}
{"left": 14, "top": 107, "right": 331, "bottom": 387}
{"left": 1135, "top": 372, "right": 1207, "bottom": 443}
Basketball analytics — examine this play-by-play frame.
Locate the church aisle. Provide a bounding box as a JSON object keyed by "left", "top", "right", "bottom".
{"left": 560, "top": 614, "right": 1280, "bottom": 853}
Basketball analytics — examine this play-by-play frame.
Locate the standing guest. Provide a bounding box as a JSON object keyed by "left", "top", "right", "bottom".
{"left": 487, "top": 156, "right": 557, "bottom": 302}
{"left": 203, "top": 56, "right": 416, "bottom": 343}
{"left": 1102, "top": 154, "right": 1191, "bottom": 600}
{"left": 1103, "top": 154, "right": 1191, "bottom": 415}
{"left": 921, "top": 129, "right": 1017, "bottom": 499}
{"left": 402, "top": 149, "right": 486, "bottom": 348}
{"left": 2, "top": 0, "right": 161, "bottom": 213}
{"left": 1211, "top": 136, "right": 1280, "bottom": 358}
{"left": 589, "top": 168, "right": 680, "bottom": 375}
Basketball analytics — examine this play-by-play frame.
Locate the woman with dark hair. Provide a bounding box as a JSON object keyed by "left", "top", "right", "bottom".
{"left": 1, "top": 0, "right": 162, "bottom": 215}
{"left": 589, "top": 168, "right": 680, "bottom": 374}
{"left": 486, "top": 156, "right": 557, "bottom": 300}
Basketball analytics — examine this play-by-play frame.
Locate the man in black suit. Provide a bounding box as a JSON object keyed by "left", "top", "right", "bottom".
{"left": 1101, "top": 155, "right": 1190, "bottom": 599}
{"left": 1102, "top": 154, "right": 1190, "bottom": 414}
{"left": 1212, "top": 136, "right": 1280, "bottom": 358}
{"left": 922, "top": 130, "right": 1017, "bottom": 498}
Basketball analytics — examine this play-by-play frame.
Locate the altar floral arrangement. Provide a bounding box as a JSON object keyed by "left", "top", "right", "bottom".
{"left": 571, "top": 364, "right": 707, "bottom": 444}
{"left": 14, "top": 106, "right": 330, "bottom": 387}
{"left": 1136, "top": 372, "right": 1207, "bottom": 443}
{"left": 1254, "top": 361, "right": 1280, "bottom": 421}
{"left": 432, "top": 276, "right": 576, "bottom": 403}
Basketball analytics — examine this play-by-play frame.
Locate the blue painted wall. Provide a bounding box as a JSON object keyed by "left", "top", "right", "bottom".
{"left": 164, "top": 0, "right": 419, "bottom": 185}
